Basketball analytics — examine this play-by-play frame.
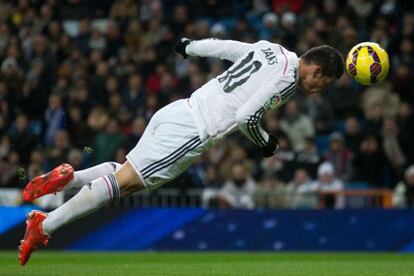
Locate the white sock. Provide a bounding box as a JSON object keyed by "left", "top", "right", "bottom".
{"left": 42, "top": 174, "right": 120, "bottom": 236}
{"left": 63, "top": 162, "right": 121, "bottom": 191}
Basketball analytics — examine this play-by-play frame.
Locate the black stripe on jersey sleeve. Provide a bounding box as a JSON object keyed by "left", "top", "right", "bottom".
{"left": 279, "top": 82, "right": 297, "bottom": 101}
{"left": 247, "top": 116, "right": 263, "bottom": 147}
{"left": 281, "top": 69, "right": 298, "bottom": 100}
{"left": 281, "top": 85, "right": 297, "bottom": 101}
{"left": 247, "top": 107, "right": 267, "bottom": 147}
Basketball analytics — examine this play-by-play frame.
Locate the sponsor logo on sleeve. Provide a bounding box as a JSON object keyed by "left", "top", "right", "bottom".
{"left": 267, "top": 95, "right": 281, "bottom": 109}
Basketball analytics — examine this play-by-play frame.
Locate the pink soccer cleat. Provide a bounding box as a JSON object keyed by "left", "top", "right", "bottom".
{"left": 23, "top": 163, "right": 74, "bottom": 201}
{"left": 18, "top": 211, "right": 49, "bottom": 266}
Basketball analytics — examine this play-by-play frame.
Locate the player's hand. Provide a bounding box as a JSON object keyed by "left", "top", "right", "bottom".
{"left": 261, "top": 135, "right": 279, "bottom": 157}
{"left": 175, "top": 38, "right": 191, "bottom": 58}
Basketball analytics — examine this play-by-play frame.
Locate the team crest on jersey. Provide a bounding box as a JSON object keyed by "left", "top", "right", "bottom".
{"left": 267, "top": 95, "right": 281, "bottom": 109}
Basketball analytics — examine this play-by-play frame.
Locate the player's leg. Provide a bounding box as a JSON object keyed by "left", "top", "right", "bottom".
{"left": 65, "top": 162, "right": 123, "bottom": 190}
{"left": 18, "top": 160, "right": 142, "bottom": 265}
{"left": 42, "top": 161, "right": 142, "bottom": 236}
{"left": 19, "top": 102, "right": 163, "bottom": 265}
{"left": 23, "top": 162, "right": 122, "bottom": 201}
{"left": 42, "top": 99, "right": 209, "bottom": 221}
{"left": 19, "top": 99, "right": 209, "bottom": 265}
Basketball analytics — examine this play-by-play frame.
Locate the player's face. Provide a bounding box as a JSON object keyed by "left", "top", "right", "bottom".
{"left": 299, "top": 66, "right": 334, "bottom": 95}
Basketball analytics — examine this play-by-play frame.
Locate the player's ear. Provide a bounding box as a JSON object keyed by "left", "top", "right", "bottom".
{"left": 313, "top": 66, "right": 323, "bottom": 79}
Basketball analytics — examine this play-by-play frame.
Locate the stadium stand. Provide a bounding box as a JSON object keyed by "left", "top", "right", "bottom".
{"left": 0, "top": 0, "right": 413, "bottom": 209}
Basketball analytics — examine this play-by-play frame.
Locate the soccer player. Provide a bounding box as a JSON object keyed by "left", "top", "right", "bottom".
{"left": 18, "top": 38, "right": 344, "bottom": 265}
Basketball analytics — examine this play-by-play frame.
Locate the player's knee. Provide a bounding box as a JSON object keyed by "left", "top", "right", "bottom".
{"left": 106, "top": 162, "right": 122, "bottom": 172}
{"left": 113, "top": 161, "right": 145, "bottom": 196}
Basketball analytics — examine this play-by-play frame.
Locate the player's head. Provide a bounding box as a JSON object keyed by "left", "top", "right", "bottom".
{"left": 298, "top": 45, "right": 344, "bottom": 94}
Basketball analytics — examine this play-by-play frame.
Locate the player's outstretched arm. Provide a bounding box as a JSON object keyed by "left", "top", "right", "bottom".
{"left": 175, "top": 38, "right": 253, "bottom": 63}
{"left": 235, "top": 80, "right": 294, "bottom": 157}
{"left": 235, "top": 82, "right": 277, "bottom": 157}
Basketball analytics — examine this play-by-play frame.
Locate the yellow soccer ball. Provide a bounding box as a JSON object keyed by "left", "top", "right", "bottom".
{"left": 345, "top": 42, "right": 389, "bottom": 85}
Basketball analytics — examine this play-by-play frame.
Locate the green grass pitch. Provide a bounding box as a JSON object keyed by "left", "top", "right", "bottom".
{"left": 1, "top": 251, "right": 414, "bottom": 276}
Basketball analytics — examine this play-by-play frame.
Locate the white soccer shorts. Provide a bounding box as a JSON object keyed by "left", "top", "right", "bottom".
{"left": 126, "top": 99, "right": 211, "bottom": 191}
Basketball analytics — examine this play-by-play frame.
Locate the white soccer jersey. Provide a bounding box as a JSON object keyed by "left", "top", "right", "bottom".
{"left": 186, "top": 39, "right": 299, "bottom": 147}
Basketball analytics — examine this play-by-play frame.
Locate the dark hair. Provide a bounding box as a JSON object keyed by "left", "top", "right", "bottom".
{"left": 301, "top": 45, "right": 345, "bottom": 79}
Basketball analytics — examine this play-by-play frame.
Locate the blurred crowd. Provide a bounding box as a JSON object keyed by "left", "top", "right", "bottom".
{"left": 0, "top": 0, "right": 414, "bottom": 208}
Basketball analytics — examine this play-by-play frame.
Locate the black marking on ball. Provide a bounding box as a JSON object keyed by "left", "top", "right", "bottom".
{"left": 348, "top": 63, "right": 357, "bottom": 76}
{"left": 370, "top": 62, "right": 382, "bottom": 77}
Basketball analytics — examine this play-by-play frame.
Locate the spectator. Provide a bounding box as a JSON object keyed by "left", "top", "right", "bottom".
{"left": 67, "top": 105, "right": 92, "bottom": 148}
{"left": 44, "top": 93, "right": 65, "bottom": 146}
{"left": 125, "top": 19, "right": 143, "bottom": 54}
{"left": 325, "top": 132, "right": 353, "bottom": 181}
{"left": 204, "top": 165, "right": 223, "bottom": 188}
{"left": 124, "top": 116, "right": 146, "bottom": 151}
{"left": 93, "top": 118, "right": 125, "bottom": 164}
{"left": 170, "top": 5, "right": 189, "bottom": 37}
{"left": 47, "top": 129, "right": 71, "bottom": 168}
{"left": 114, "top": 147, "right": 127, "bottom": 164}
{"left": 295, "top": 137, "right": 321, "bottom": 179}
{"left": 87, "top": 106, "right": 109, "bottom": 133}
{"left": 105, "top": 76, "right": 120, "bottom": 99}
{"left": 0, "top": 150, "right": 21, "bottom": 188}
{"left": 365, "top": 104, "right": 384, "bottom": 135}
{"left": 344, "top": 116, "right": 363, "bottom": 154}
{"left": 89, "top": 28, "right": 106, "bottom": 52}
{"left": 393, "top": 165, "right": 414, "bottom": 208}
{"left": 286, "top": 168, "right": 318, "bottom": 209}
{"left": 381, "top": 117, "right": 406, "bottom": 181}
{"left": 138, "top": 93, "right": 159, "bottom": 121}
{"left": 9, "top": 113, "right": 39, "bottom": 164}
{"left": 124, "top": 74, "right": 146, "bottom": 111}
{"left": 29, "top": 34, "right": 57, "bottom": 86}
{"left": 397, "top": 102, "right": 414, "bottom": 164}
{"left": 67, "top": 148, "right": 83, "bottom": 171}
{"left": 89, "top": 61, "right": 110, "bottom": 105}
{"left": 263, "top": 110, "right": 287, "bottom": 138}
{"left": 255, "top": 176, "right": 290, "bottom": 209}
{"left": 219, "top": 144, "right": 255, "bottom": 181}
{"left": 108, "top": 93, "right": 124, "bottom": 118}
{"left": 0, "top": 135, "right": 11, "bottom": 159}
{"left": 259, "top": 12, "right": 279, "bottom": 40}
{"left": 201, "top": 165, "right": 224, "bottom": 208}
{"left": 110, "top": 0, "right": 139, "bottom": 21}
{"left": 74, "top": 19, "right": 91, "bottom": 54}
{"left": 352, "top": 134, "right": 390, "bottom": 187}
{"left": 280, "top": 99, "right": 314, "bottom": 151}
{"left": 280, "top": 11, "right": 297, "bottom": 49}
{"left": 68, "top": 84, "right": 91, "bottom": 118}
{"left": 305, "top": 93, "right": 335, "bottom": 134}
{"left": 327, "top": 74, "right": 361, "bottom": 119}
{"left": 27, "top": 149, "right": 48, "bottom": 182}
{"left": 0, "top": 57, "right": 24, "bottom": 98}
{"left": 210, "top": 23, "right": 227, "bottom": 39}
{"left": 187, "top": 155, "right": 207, "bottom": 187}
{"left": 314, "top": 162, "right": 344, "bottom": 209}
{"left": 216, "top": 163, "right": 257, "bottom": 209}
{"left": 20, "top": 61, "right": 48, "bottom": 119}
{"left": 123, "top": 73, "right": 146, "bottom": 112}
{"left": 392, "top": 63, "right": 412, "bottom": 103}
{"left": 105, "top": 20, "right": 124, "bottom": 58}
{"left": 362, "top": 82, "right": 400, "bottom": 130}
{"left": 260, "top": 135, "right": 295, "bottom": 182}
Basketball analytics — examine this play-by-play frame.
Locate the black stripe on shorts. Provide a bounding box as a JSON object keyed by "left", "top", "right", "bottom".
{"left": 141, "top": 136, "right": 202, "bottom": 179}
